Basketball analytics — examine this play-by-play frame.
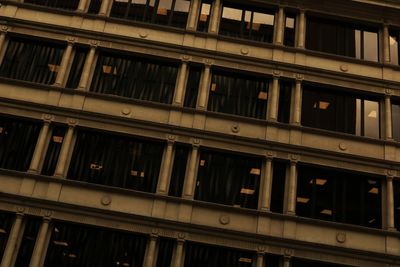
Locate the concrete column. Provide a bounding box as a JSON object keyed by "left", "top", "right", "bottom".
{"left": 54, "top": 40, "right": 74, "bottom": 87}
{"left": 99, "top": 0, "right": 111, "bottom": 16}
{"left": 297, "top": 10, "right": 306, "bottom": 49}
{"left": 286, "top": 160, "right": 297, "bottom": 215}
{"left": 77, "top": 0, "right": 88, "bottom": 12}
{"left": 157, "top": 138, "right": 175, "bottom": 194}
{"left": 383, "top": 24, "right": 391, "bottom": 63}
{"left": 275, "top": 7, "right": 285, "bottom": 45}
{"left": 28, "top": 120, "right": 51, "bottom": 174}
{"left": 256, "top": 253, "right": 264, "bottom": 267}
{"left": 0, "top": 31, "right": 7, "bottom": 59}
{"left": 209, "top": 0, "right": 221, "bottom": 34}
{"left": 54, "top": 123, "right": 75, "bottom": 178}
{"left": 174, "top": 61, "right": 189, "bottom": 105}
{"left": 197, "top": 64, "right": 211, "bottom": 109}
{"left": 144, "top": 235, "right": 158, "bottom": 267}
{"left": 268, "top": 75, "right": 280, "bottom": 121}
{"left": 283, "top": 256, "right": 291, "bottom": 267}
{"left": 385, "top": 94, "right": 393, "bottom": 140}
{"left": 259, "top": 157, "right": 273, "bottom": 211}
{"left": 29, "top": 218, "right": 50, "bottom": 267}
{"left": 292, "top": 76, "right": 303, "bottom": 125}
{"left": 172, "top": 239, "right": 184, "bottom": 267}
{"left": 187, "top": 0, "right": 200, "bottom": 30}
{"left": 0, "top": 214, "right": 24, "bottom": 267}
{"left": 183, "top": 143, "right": 199, "bottom": 199}
{"left": 387, "top": 176, "right": 395, "bottom": 230}
{"left": 78, "top": 42, "right": 97, "bottom": 90}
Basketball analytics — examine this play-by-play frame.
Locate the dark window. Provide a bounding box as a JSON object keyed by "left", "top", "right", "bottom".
{"left": 88, "top": 0, "right": 102, "bottom": 14}
{"left": 168, "top": 145, "right": 189, "bottom": 197}
{"left": 208, "top": 70, "right": 269, "bottom": 119}
{"left": 183, "top": 66, "right": 202, "bottom": 108}
{"left": 394, "top": 179, "right": 400, "bottom": 231}
{"left": 24, "top": 0, "right": 79, "bottom": 10}
{"left": 306, "top": 16, "right": 379, "bottom": 61}
{"left": 277, "top": 80, "right": 292, "bottom": 123}
{"left": 66, "top": 46, "right": 88, "bottom": 89}
{"left": 14, "top": 217, "right": 41, "bottom": 267}
{"left": 296, "top": 164, "right": 382, "bottom": 228}
{"left": 264, "top": 254, "right": 281, "bottom": 267}
{"left": 0, "top": 212, "right": 14, "bottom": 260}
{"left": 41, "top": 126, "right": 67, "bottom": 176}
{"left": 155, "top": 238, "right": 174, "bottom": 267}
{"left": 184, "top": 242, "right": 256, "bottom": 267}
{"left": 110, "top": 0, "right": 190, "bottom": 29}
{"left": 91, "top": 51, "right": 179, "bottom": 104}
{"left": 0, "top": 116, "right": 41, "bottom": 172}
{"left": 197, "top": 1, "right": 211, "bottom": 32}
{"left": 67, "top": 129, "right": 164, "bottom": 193}
{"left": 219, "top": 2, "right": 275, "bottom": 43}
{"left": 44, "top": 221, "right": 147, "bottom": 267}
{"left": 270, "top": 161, "right": 287, "bottom": 213}
{"left": 389, "top": 30, "right": 399, "bottom": 65}
{"left": 284, "top": 14, "right": 296, "bottom": 47}
{"left": 301, "top": 84, "right": 380, "bottom": 138}
{"left": 392, "top": 102, "right": 400, "bottom": 141}
{"left": 0, "top": 37, "right": 65, "bottom": 85}
{"left": 292, "top": 258, "right": 354, "bottom": 267}
{"left": 195, "top": 149, "right": 262, "bottom": 209}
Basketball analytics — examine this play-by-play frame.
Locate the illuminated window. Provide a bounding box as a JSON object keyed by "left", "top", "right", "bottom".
{"left": 197, "top": 1, "right": 211, "bottom": 32}
{"left": 389, "top": 30, "right": 399, "bottom": 65}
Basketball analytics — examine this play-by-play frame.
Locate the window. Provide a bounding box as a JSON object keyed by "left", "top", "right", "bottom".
{"left": 208, "top": 69, "right": 269, "bottom": 119}
{"left": 0, "top": 212, "right": 14, "bottom": 260}
{"left": 155, "top": 238, "right": 174, "bottom": 267}
{"left": 389, "top": 30, "right": 400, "bottom": 65}
{"left": 195, "top": 149, "right": 262, "bottom": 209}
{"left": 184, "top": 242, "right": 256, "bottom": 267}
{"left": 67, "top": 129, "right": 164, "bottom": 193}
{"left": 197, "top": 1, "right": 211, "bottom": 32}
{"left": 110, "top": 0, "right": 190, "bottom": 29}
{"left": 65, "top": 46, "right": 88, "bottom": 89}
{"left": 24, "top": 0, "right": 80, "bottom": 10}
{"left": 219, "top": 2, "right": 275, "bottom": 43}
{"left": 296, "top": 164, "right": 382, "bottom": 229}
{"left": 393, "top": 102, "right": 400, "bottom": 142}
{"left": 292, "top": 258, "right": 354, "bottom": 267}
{"left": 302, "top": 84, "right": 380, "bottom": 138}
{"left": 183, "top": 66, "right": 202, "bottom": 108}
{"left": 264, "top": 254, "right": 281, "bottom": 267}
{"left": 88, "top": 0, "right": 102, "bottom": 14}
{"left": 91, "top": 51, "right": 179, "bottom": 104}
{"left": 168, "top": 145, "right": 189, "bottom": 197}
{"left": 306, "top": 16, "right": 379, "bottom": 61}
{"left": 14, "top": 217, "right": 41, "bottom": 267}
{"left": 0, "top": 36, "right": 65, "bottom": 85}
{"left": 277, "top": 80, "right": 292, "bottom": 123}
{"left": 0, "top": 116, "right": 41, "bottom": 172}
{"left": 41, "top": 126, "right": 67, "bottom": 176}
{"left": 44, "top": 221, "right": 147, "bottom": 267}
{"left": 284, "top": 14, "right": 296, "bottom": 47}
{"left": 270, "top": 161, "right": 287, "bottom": 213}
{"left": 394, "top": 179, "right": 400, "bottom": 231}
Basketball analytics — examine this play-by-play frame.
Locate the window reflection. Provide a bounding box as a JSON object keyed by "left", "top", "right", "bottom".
{"left": 390, "top": 30, "right": 399, "bottom": 65}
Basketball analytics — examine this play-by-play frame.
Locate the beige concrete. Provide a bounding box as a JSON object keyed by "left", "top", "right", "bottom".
{"left": 174, "top": 61, "right": 188, "bottom": 105}
{"left": 157, "top": 141, "right": 174, "bottom": 194}
{"left": 54, "top": 125, "right": 75, "bottom": 178}
{"left": 172, "top": 240, "right": 184, "bottom": 267}
{"left": 385, "top": 95, "right": 393, "bottom": 140}
{"left": 77, "top": 44, "right": 96, "bottom": 90}
{"left": 28, "top": 121, "right": 50, "bottom": 174}
{"left": 197, "top": 64, "right": 211, "bottom": 109}
{"left": 54, "top": 41, "right": 73, "bottom": 87}
{"left": 297, "top": 10, "right": 306, "bottom": 49}
{"left": 259, "top": 157, "right": 273, "bottom": 211}
{"left": 182, "top": 145, "right": 199, "bottom": 199}
{"left": 0, "top": 214, "right": 23, "bottom": 267}
{"left": 143, "top": 235, "right": 158, "bottom": 267}
{"left": 275, "top": 7, "right": 285, "bottom": 45}
{"left": 29, "top": 218, "right": 50, "bottom": 267}
{"left": 286, "top": 160, "right": 297, "bottom": 215}
{"left": 387, "top": 176, "right": 395, "bottom": 230}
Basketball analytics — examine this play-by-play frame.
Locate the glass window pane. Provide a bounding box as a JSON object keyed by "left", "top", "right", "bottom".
{"left": 392, "top": 103, "right": 400, "bottom": 141}
{"left": 363, "top": 100, "right": 379, "bottom": 138}
{"left": 390, "top": 33, "right": 399, "bottom": 65}
{"left": 363, "top": 31, "right": 378, "bottom": 62}
{"left": 197, "top": 2, "right": 211, "bottom": 32}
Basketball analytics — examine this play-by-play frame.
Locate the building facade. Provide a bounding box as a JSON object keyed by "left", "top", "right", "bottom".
{"left": 0, "top": 0, "right": 400, "bottom": 266}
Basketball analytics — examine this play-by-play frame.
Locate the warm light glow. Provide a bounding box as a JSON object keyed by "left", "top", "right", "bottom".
{"left": 199, "top": 13, "right": 208, "bottom": 22}
{"left": 258, "top": 91, "right": 268, "bottom": 100}
{"left": 250, "top": 168, "right": 261, "bottom": 175}
{"left": 0, "top": 228, "right": 7, "bottom": 234}
{"left": 200, "top": 159, "right": 206, "bottom": 166}
{"left": 367, "top": 110, "right": 377, "bottom": 118}
{"left": 320, "top": 209, "right": 332, "bottom": 215}
{"left": 68, "top": 253, "right": 77, "bottom": 258}
{"left": 90, "top": 164, "right": 103, "bottom": 170}
{"left": 310, "top": 178, "right": 327, "bottom": 186}
{"left": 102, "top": 65, "right": 117, "bottom": 75}
{"left": 48, "top": 64, "right": 59, "bottom": 72}
{"left": 296, "top": 197, "right": 310, "bottom": 204}
{"left": 211, "top": 83, "right": 217, "bottom": 92}
{"left": 314, "top": 101, "right": 330, "bottom": 110}
{"left": 369, "top": 187, "right": 379, "bottom": 194}
{"left": 0, "top": 127, "right": 3, "bottom": 134}
{"left": 53, "top": 136, "right": 64, "bottom": 143}
{"left": 157, "top": 7, "right": 168, "bottom": 15}
{"left": 53, "top": 241, "right": 69, "bottom": 246}
{"left": 240, "top": 188, "right": 255, "bottom": 195}
{"left": 238, "top": 257, "right": 252, "bottom": 263}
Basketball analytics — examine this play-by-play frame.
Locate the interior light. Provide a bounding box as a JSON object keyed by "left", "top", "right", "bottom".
{"left": 367, "top": 110, "right": 377, "bottom": 118}
{"left": 48, "top": 64, "right": 59, "bottom": 72}
{"left": 286, "top": 17, "right": 295, "bottom": 29}
{"left": 210, "top": 83, "right": 217, "bottom": 92}
{"left": 53, "top": 136, "right": 64, "bottom": 143}
{"left": 309, "top": 178, "right": 327, "bottom": 186}
{"left": 390, "top": 36, "right": 397, "bottom": 46}
{"left": 102, "top": 65, "right": 117, "bottom": 75}
{"left": 54, "top": 227, "right": 59, "bottom": 233}
{"left": 157, "top": 7, "right": 168, "bottom": 15}
{"left": 90, "top": 163, "right": 103, "bottom": 170}
{"left": 131, "top": 170, "right": 138, "bottom": 176}
{"left": 320, "top": 209, "right": 332, "bottom": 215}
{"left": 140, "top": 171, "right": 145, "bottom": 178}
{"left": 0, "top": 228, "right": 7, "bottom": 234}
{"left": 122, "top": 263, "right": 130, "bottom": 267}
{"left": 368, "top": 218, "right": 376, "bottom": 224}
{"left": 233, "top": 204, "right": 241, "bottom": 208}
{"left": 199, "top": 14, "right": 208, "bottom": 22}
{"left": 68, "top": 253, "right": 77, "bottom": 258}
{"left": 367, "top": 179, "right": 377, "bottom": 185}
{"left": 258, "top": 91, "right": 268, "bottom": 100}
{"left": 200, "top": 159, "right": 206, "bottom": 166}
{"left": 296, "top": 197, "right": 310, "bottom": 204}
{"left": 238, "top": 257, "right": 252, "bottom": 263}
{"left": 0, "top": 127, "right": 3, "bottom": 134}
{"left": 250, "top": 168, "right": 261, "bottom": 175}
{"left": 53, "top": 241, "right": 69, "bottom": 247}
{"left": 240, "top": 188, "right": 255, "bottom": 195}
{"left": 368, "top": 187, "right": 379, "bottom": 194}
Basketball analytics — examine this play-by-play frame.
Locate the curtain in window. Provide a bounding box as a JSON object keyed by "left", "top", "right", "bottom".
{"left": 91, "top": 51, "right": 178, "bottom": 104}
{"left": 24, "top": 0, "right": 79, "bottom": 10}
{"left": 208, "top": 70, "right": 268, "bottom": 119}
{"left": 183, "top": 66, "right": 202, "bottom": 108}
{"left": 195, "top": 149, "right": 261, "bottom": 209}
{"left": 67, "top": 129, "right": 164, "bottom": 193}
{"left": 184, "top": 242, "right": 256, "bottom": 267}
{"left": 0, "top": 116, "right": 41, "bottom": 172}
{"left": 66, "top": 46, "right": 88, "bottom": 89}
{"left": 14, "top": 217, "right": 41, "bottom": 267}
{"left": 0, "top": 37, "right": 65, "bottom": 85}
{"left": 44, "top": 221, "right": 147, "bottom": 267}
{"left": 168, "top": 145, "right": 189, "bottom": 197}
{"left": 155, "top": 238, "right": 174, "bottom": 267}
{"left": 0, "top": 212, "right": 14, "bottom": 260}
{"left": 41, "top": 126, "right": 67, "bottom": 176}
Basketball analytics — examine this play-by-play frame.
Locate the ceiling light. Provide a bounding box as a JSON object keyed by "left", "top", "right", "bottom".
{"left": 53, "top": 136, "right": 63, "bottom": 143}
{"left": 250, "top": 168, "right": 261, "bottom": 175}
{"left": 310, "top": 178, "right": 327, "bottom": 186}
{"left": 200, "top": 159, "right": 206, "bottom": 166}
{"left": 258, "top": 91, "right": 268, "bottom": 100}
{"left": 240, "top": 188, "right": 255, "bottom": 195}
{"left": 367, "top": 110, "right": 377, "bottom": 118}
{"left": 369, "top": 187, "right": 379, "bottom": 194}
{"left": 320, "top": 209, "right": 332, "bottom": 215}
{"left": 238, "top": 257, "right": 252, "bottom": 263}
{"left": 53, "top": 241, "right": 68, "bottom": 246}
{"left": 296, "top": 197, "right": 310, "bottom": 203}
